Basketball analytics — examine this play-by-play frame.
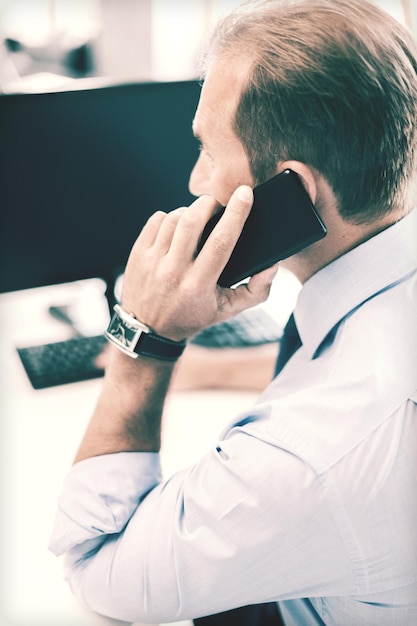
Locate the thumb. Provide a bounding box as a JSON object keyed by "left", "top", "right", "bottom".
{"left": 227, "top": 264, "right": 279, "bottom": 314}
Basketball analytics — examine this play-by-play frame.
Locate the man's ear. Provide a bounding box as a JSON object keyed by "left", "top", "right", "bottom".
{"left": 276, "top": 161, "right": 318, "bottom": 204}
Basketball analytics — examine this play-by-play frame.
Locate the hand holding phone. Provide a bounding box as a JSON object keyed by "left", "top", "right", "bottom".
{"left": 197, "top": 169, "right": 327, "bottom": 287}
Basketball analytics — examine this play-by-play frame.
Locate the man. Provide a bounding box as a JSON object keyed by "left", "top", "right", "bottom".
{"left": 49, "top": 1, "right": 417, "bottom": 624}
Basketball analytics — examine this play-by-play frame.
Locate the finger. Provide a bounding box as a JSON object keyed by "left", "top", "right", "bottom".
{"left": 246, "top": 263, "right": 280, "bottom": 297}
{"left": 168, "top": 194, "right": 219, "bottom": 260}
{"left": 152, "top": 207, "right": 187, "bottom": 253}
{"left": 193, "top": 186, "right": 253, "bottom": 283}
{"left": 135, "top": 210, "right": 167, "bottom": 249}
{"left": 217, "top": 263, "right": 280, "bottom": 319}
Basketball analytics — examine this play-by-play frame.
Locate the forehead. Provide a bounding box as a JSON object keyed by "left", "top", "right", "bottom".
{"left": 192, "top": 56, "right": 249, "bottom": 146}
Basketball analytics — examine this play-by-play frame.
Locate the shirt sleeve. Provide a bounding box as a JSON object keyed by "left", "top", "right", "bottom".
{"left": 48, "top": 422, "right": 353, "bottom": 624}
{"left": 48, "top": 451, "right": 162, "bottom": 556}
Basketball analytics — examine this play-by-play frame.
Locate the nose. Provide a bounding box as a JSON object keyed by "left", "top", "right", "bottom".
{"left": 188, "top": 152, "right": 211, "bottom": 197}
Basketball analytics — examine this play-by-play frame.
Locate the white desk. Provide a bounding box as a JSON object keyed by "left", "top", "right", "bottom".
{"left": 0, "top": 280, "right": 263, "bottom": 626}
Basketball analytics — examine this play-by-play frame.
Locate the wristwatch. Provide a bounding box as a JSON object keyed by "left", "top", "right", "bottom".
{"left": 105, "top": 304, "right": 186, "bottom": 361}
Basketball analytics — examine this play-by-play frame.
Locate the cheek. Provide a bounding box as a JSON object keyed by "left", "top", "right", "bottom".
{"left": 213, "top": 164, "right": 254, "bottom": 207}
{"left": 212, "top": 174, "right": 239, "bottom": 207}
{"left": 189, "top": 150, "right": 253, "bottom": 206}
{"left": 190, "top": 162, "right": 240, "bottom": 206}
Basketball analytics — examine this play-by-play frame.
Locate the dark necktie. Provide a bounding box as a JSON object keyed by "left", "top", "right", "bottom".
{"left": 274, "top": 313, "right": 302, "bottom": 377}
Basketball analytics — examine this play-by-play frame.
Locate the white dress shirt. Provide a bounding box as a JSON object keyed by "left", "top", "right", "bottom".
{"left": 49, "top": 209, "right": 417, "bottom": 625}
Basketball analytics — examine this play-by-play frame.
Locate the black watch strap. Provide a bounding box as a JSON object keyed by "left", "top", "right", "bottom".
{"left": 134, "top": 330, "right": 186, "bottom": 360}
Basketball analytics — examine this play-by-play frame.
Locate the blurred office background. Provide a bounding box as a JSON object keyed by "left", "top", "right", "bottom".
{"left": 0, "top": 0, "right": 415, "bottom": 94}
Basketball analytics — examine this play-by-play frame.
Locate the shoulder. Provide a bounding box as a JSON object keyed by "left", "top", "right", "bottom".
{"left": 247, "top": 271, "right": 417, "bottom": 472}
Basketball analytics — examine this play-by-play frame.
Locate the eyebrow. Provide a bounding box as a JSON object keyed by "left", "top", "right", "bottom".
{"left": 192, "top": 116, "right": 217, "bottom": 152}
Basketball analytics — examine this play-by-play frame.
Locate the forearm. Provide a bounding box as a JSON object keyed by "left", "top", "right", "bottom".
{"left": 74, "top": 189, "right": 278, "bottom": 463}
{"left": 74, "top": 345, "right": 176, "bottom": 463}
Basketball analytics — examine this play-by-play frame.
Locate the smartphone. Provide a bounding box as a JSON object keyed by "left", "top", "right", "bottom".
{"left": 197, "top": 169, "right": 327, "bottom": 287}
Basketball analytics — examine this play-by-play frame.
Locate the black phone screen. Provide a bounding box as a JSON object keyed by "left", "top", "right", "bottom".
{"left": 197, "top": 169, "right": 327, "bottom": 287}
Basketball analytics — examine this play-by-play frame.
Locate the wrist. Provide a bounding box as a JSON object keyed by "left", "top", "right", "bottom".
{"left": 105, "top": 304, "right": 187, "bottom": 361}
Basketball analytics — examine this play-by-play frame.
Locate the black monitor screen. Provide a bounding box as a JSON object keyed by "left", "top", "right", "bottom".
{"left": 0, "top": 79, "right": 201, "bottom": 298}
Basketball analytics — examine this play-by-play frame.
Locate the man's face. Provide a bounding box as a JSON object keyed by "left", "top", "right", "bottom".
{"left": 189, "top": 57, "right": 254, "bottom": 207}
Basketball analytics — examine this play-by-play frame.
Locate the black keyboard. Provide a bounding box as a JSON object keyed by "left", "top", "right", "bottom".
{"left": 17, "top": 335, "right": 107, "bottom": 390}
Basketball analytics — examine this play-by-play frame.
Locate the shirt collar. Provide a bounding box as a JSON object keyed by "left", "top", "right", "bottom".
{"left": 295, "top": 209, "right": 417, "bottom": 359}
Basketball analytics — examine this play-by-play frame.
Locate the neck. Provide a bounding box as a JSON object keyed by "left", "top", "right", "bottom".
{"left": 283, "top": 184, "right": 403, "bottom": 284}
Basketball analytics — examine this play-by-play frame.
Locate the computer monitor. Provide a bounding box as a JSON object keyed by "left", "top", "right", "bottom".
{"left": 0, "top": 79, "right": 201, "bottom": 308}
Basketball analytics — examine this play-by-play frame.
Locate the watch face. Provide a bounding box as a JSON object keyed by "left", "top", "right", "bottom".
{"left": 108, "top": 316, "right": 137, "bottom": 347}
{"left": 105, "top": 305, "right": 149, "bottom": 357}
